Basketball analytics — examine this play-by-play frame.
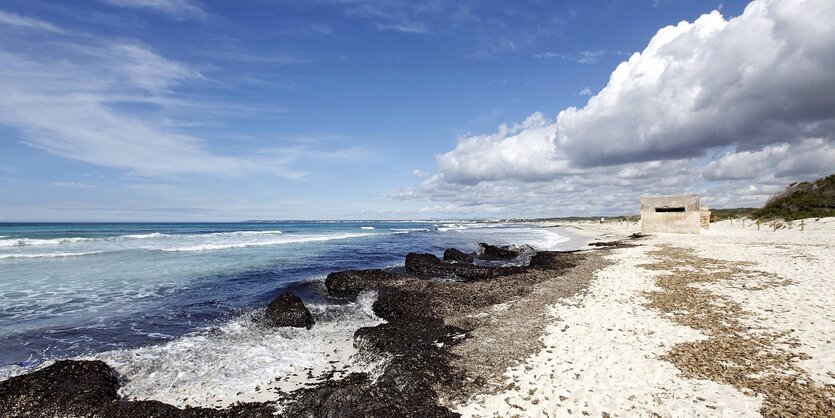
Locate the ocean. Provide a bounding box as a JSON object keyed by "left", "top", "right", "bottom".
{"left": 0, "top": 221, "right": 576, "bottom": 406}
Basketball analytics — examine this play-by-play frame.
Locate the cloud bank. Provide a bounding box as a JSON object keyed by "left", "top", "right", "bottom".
{"left": 401, "top": 0, "right": 835, "bottom": 216}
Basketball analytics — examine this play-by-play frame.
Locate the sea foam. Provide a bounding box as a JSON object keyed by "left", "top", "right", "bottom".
{"left": 0, "top": 251, "right": 105, "bottom": 259}
{"left": 91, "top": 291, "right": 383, "bottom": 408}
{"left": 159, "top": 232, "right": 373, "bottom": 252}
{"left": 0, "top": 237, "right": 93, "bottom": 247}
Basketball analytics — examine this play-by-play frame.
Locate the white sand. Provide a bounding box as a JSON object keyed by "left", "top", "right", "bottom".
{"left": 456, "top": 218, "right": 835, "bottom": 417}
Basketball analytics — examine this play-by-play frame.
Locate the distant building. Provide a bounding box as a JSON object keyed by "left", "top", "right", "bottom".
{"left": 640, "top": 195, "right": 702, "bottom": 234}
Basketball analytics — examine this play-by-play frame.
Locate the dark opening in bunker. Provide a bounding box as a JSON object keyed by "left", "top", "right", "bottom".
{"left": 655, "top": 207, "right": 686, "bottom": 213}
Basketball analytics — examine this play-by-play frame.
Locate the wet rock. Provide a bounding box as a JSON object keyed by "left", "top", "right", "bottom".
{"left": 0, "top": 360, "right": 118, "bottom": 417}
{"left": 478, "top": 243, "right": 518, "bottom": 260}
{"left": 405, "top": 253, "right": 521, "bottom": 281}
{"left": 265, "top": 292, "right": 314, "bottom": 329}
{"left": 443, "top": 248, "right": 473, "bottom": 264}
{"left": 0, "top": 360, "right": 279, "bottom": 418}
{"left": 325, "top": 269, "right": 402, "bottom": 298}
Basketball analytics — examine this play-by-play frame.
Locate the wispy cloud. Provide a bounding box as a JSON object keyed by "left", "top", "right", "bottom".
{"left": 208, "top": 51, "right": 311, "bottom": 65}
{"left": 376, "top": 22, "right": 428, "bottom": 34}
{"left": 532, "top": 49, "right": 616, "bottom": 64}
{"left": 97, "top": 0, "right": 206, "bottom": 19}
{"left": 0, "top": 8, "right": 66, "bottom": 33}
{"left": 0, "top": 13, "right": 350, "bottom": 179}
{"left": 320, "top": 0, "right": 443, "bottom": 33}
{"left": 52, "top": 182, "right": 97, "bottom": 189}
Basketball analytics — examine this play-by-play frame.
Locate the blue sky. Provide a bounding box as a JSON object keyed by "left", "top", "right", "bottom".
{"left": 1, "top": 0, "right": 833, "bottom": 221}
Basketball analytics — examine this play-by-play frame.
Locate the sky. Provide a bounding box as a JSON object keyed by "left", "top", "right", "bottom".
{"left": 0, "top": 0, "right": 833, "bottom": 221}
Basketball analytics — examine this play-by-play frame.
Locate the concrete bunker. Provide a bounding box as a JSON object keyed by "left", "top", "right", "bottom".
{"left": 640, "top": 195, "right": 702, "bottom": 234}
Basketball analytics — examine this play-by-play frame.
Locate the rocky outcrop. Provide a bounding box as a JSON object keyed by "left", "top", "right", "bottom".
{"left": 0, "top": 360, "right": 118, "bottom": 418}
{"left": 527, "top": 251, "right": 581, "bottom": 271}
{"left": 0, "top": 360, "right": 276, "bottom": 418}
{"left": 264, "top": 292, "right": 314, "bottom": 329}
{"left": 325, "top": 269, "right": 402, "bottom": 298}
{"left": 443, "top": 248, "right": 473, "bottom": 264}
{"left": 478, "top": 243, "right": 518, "bottom": 260}
{"left": 405, "top": 253, "right": 523, "bottom": 281}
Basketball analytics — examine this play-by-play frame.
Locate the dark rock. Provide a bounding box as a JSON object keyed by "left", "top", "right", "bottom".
{"left": 405, "top": 253, "right": 522, "bottom": 281}
{"left": 443, "top": 248, "right": 473, "bottom": 264}
{"left": 0, "top": 360, "right": 275, "bottom": 418}
{"left": 0, "top": 360, "right": 118, "bottom": 418}
{"left": 264, "top": 292, "right": 314, "bottom": 329}
{"left": 528, "top": 251, "right": 580, "bottom": 271}
{"left": 588, "top": 241, "right": 620, "bottom": 247}
{"left": 280, "top": 371, "right": 457, "bottom": 418}
{"left": 478, "top": 243, "right": 518, "bottom": 260}
{"left": 0, "top": 360, "right": 278, "bottom": 418}
{"left": 325, "top": 269, "right": 402, "bottom": 298}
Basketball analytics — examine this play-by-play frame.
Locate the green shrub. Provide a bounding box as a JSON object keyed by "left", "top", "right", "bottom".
{"left": 752, "top": 174, "right": 835, "bottom": 221}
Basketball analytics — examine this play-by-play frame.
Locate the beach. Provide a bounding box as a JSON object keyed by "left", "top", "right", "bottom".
{"left": 457, "top": 218, "right": 835, "bottom": 417}
{"left": 1, "top": 220, "right": 834, "bottom": 416}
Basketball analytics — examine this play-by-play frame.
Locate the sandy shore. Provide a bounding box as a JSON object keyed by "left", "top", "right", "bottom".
{"left": 456, "top": 218, "right": 835, "bottom": 417}
{"left": 3, "top": 220, "right": 833, "bottom": 417}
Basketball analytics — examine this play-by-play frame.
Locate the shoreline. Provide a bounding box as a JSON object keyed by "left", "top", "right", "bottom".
{"left": 0, "top": 224, "right": 615, "bottom": 417}
{"left": 2, "top": 220, "right": 833, "bottom": 416}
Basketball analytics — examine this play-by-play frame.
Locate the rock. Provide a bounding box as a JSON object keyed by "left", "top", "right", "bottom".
{"left": 443, "top": 248, "right": 473, "bottom": 264}
{"left": 0, "top": 360, "right": 119, "bottom": 417}
{"left": 478, "top": 243, "right": 518, "bottom": 260}
{"left": 588, "top": 241, "right": 619, "bottom": 247}
{"left": 405, "top": 253, "right": 523, "bottom": 281}
{"left": 0, "top": 360, "right": 278, "bottom": 418}
{"left": 265, "top": 292, "right": 314, "bottom": 329}
{"left": 325, "top": 269, "right": 402, "bottom": 298}
{"left": 528, "top": 251, "right": 581, "bottom": 271}
{"left": 405, "top": 253, "right": 443, "bottom": 272}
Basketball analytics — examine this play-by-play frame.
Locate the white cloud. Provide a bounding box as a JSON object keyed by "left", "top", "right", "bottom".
{"left": 532, "top": 50, "right": 616, "bottom": 64}
{"left": 98, "top": 0, "right": 206, "bottom": 19}
{"left": 0, "top": 19, "right": 353, "bottom": 179}
{"left": 436, "top": 112, "right": 574, "bottom": 184}
{"left": 558, "top": 1, "right": 835, "bottom": 167}
{"left": 0, "top": 8, "right": 65, "bottom": 33}
{"left": 0, "top": 42, "right": 252, "bottom": 177}
{"left": 52, "top": 182, "right": 97, "bottom": 189}
{"left": 377, "top": 22, "right": 428, "bottom": 34}
{"left": 578, "top": 87, "right": 592, "bottom": 96}
{"left": 398, "top": 0, "right": 835, "bottom": 215}
{"left": 412, "top": 169, "right": 427, "bottom": 178}
{"left": 703, "top": 139, "right": 835, "bottom": 181}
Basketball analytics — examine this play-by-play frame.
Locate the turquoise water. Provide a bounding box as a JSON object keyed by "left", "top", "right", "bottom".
{"left": 0, "top": 221, "right": 572, "bottom": 383}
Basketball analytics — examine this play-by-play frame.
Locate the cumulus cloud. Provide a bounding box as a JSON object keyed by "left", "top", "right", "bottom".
{"left": 558, "top": 1, "right": 835, "bottom": 167}
{"left": 436, "top": 112, "right": 573, "bottom": 184}
{"left": 399, "top": 0, "right": 835, "bottom": 216}
{"left": 703, "top": 139, "right": 835, "bottom": 181}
